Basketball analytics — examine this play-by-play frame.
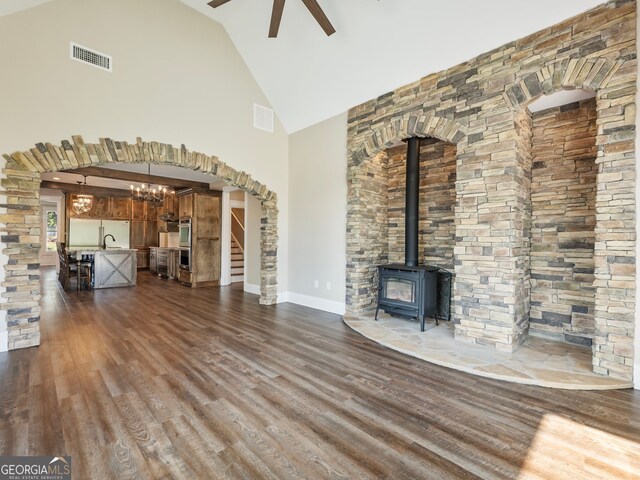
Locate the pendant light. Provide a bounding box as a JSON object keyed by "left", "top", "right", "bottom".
{"left": 72, "top": 175, "right": 94, "bottom": 214}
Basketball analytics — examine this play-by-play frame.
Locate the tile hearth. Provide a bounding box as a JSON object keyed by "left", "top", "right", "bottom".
{"left": 343, "top": 315, "right": 632, "bottom": 390}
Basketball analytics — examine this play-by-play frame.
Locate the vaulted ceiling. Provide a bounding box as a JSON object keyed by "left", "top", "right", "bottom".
{"left": 180, "top": 0, "right": 604, "bottom": 132}
{"left": 2, "top": 0, "right": 605, "bottom": 132}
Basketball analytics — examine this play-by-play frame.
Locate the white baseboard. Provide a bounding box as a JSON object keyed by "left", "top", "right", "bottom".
{"left": 0, "top": 331, "right": 7, "bottom": 353}
{"left": 243, "top": 282, "right": 260, "bottom": 295}
{"left": 284, "top": 292, "right": 346, "bottom": 315}
{"left": 244, "top": 284, "right": 345, "bottom": 315}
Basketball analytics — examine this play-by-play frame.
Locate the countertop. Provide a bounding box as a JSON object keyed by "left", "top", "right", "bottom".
{"left": 67, "top": 247, "right": 139, "bottom": 253}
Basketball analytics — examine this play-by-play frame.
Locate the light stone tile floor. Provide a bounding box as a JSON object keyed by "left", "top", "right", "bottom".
{"left": 343, "top": 313, "right": 632, "bottom": 390}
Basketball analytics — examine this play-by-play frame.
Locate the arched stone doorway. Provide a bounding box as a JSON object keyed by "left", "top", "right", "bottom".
{"left": 0, "top": 136, "right": 279, "bottom": 350}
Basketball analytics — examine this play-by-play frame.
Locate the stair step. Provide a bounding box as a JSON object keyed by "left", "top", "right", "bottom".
{"left": 230, "top": 274, "right": 244, "bottom": 283}
{"left": 231, "top": 253, "right": 244, "bottom": 260}
{"left": 231, "top": 247, "right": 242, "bottom": 254}
{"left": 231, "top": 260, "right": 244, "bottom": 268}
{"left": 231, "top": 267, "right": 244, "bottom": 275}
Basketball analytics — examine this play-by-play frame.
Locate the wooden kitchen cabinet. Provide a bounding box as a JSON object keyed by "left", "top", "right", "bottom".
{"left": 130, "top": 221, "right": 145, "bottom": 248}
{"left": 179, "top": 193, "right": 193, "bottom": 219}
{"left": 163, "top": 193, "right": 176, "bottom": 215}
{"left": 68, "top": 194, "right": 110, "bottom": 219}
{"left": 146, "top": 203, "right": 157, "bottom": 221}
{"left": 110, "top": 197, "right": 131, "bottom": 220}
{"left": 132, "top": 200, "right": 145, "bottom": 220}
{"left": 145, "top": 221, "right": 158, "bottom": 247}
{"left": 193, "top": 193, "right": 221, "bottom": 286}
{"left": 136, "top": 249, "right": 150, "bottom": 270}
{"left": 177, "top": 188, "right": 221, "bottom": 287}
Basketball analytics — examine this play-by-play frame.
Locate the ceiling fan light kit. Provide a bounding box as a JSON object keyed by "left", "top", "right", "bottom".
{"left": 208, "top": 0, "right": 335, "bottom": 38}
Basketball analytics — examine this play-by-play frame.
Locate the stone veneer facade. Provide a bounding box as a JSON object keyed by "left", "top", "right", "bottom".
{"left": 387, "top": 141, "right": 457, "bottom": 270}
{"left": 345, "top": 0, "right": 636, "bottom": 380}
{"left": 0, "top": 136, "right": 279, "bottom": 350}
{"left": 530, "top": 99, "right": 598, "bottom": 345}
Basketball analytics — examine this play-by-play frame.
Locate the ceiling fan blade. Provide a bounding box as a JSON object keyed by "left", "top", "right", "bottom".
{"left": 300, "top": 0, "right": 335, "bottom": 36}
{"left": 268, "top": 0, "right": 286, "bottom": 38}
{"left": 207, "top": 0, "right": 232, "bottom": 8}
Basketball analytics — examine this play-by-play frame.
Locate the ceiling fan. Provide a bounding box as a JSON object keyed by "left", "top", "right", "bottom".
{"left": 207, "top": 0, "right": 335, "bottom": 38}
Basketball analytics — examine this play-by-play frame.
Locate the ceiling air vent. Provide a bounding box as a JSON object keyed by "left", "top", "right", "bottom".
{"left": 253, "top": 104, "right": 274, "bottom": 133}
{"left": 70, "top": 42, "right": 112, "bottom": 72}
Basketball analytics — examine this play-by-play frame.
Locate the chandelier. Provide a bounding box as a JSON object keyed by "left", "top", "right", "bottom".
{"left": 130, "top": 164, "right": 167, "bottom": 205}
{"left": 72, "top": 175, "right": 94, "bottom": 214}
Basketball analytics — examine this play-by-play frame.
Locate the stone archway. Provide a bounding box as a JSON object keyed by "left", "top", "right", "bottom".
{"left": 503, "top": 57, "right": 637, "bottom": 379}
{"left": 0, "top": 136, "right": 279, "bottom": 350}
{"left": 345, "top": 114, "right": 467, "bottom": 317}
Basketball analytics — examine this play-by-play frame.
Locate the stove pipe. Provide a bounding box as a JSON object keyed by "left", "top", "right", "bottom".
{"left": 405, "top": 137, "right": 420, "bottom": 267}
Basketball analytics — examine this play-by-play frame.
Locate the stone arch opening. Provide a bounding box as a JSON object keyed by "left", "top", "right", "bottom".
{"left": 505, "top": 57, "right": 637, "bottom": 379}
{"left": 0, "top": 136, "right": 279, "bottom": 350}
{"left": 345, "top": 115, "right": 467, "bottom": 317}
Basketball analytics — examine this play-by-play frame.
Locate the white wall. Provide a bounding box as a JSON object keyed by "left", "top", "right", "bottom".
{"left": 0, "top": 0, "right": 289, "bottom": 295}
{"left": 287, "top": 112, "right": 347, "bottom": 314}
{"left": 244, "top": 193, "right": 261, "bottom": 293}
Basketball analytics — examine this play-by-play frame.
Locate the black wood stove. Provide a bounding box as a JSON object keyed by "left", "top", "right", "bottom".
{"left": 375, "top": 137, "right": 439, "bottom": 331}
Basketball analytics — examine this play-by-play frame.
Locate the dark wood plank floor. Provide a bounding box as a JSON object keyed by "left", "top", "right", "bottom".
{"left": 1, "top": 267, "right": 639, "bottom": 479}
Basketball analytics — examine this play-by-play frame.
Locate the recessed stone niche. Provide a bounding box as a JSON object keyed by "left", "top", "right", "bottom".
{"left": 345, "top": 0, "right": 636, "bottom": 381}
{"left": 530, "top": 98, "right": 598, "bottom": 346}
{"left": 387, "top": 140, "right": 457, "bottom": 271}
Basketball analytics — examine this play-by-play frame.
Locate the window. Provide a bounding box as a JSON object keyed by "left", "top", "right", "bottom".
{"left": 45, "top": 209, "right": 58, "bottom": 252}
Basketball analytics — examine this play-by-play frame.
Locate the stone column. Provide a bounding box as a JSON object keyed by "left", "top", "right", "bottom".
{"left": 260, "top": 199, "right": 279, "bottom": 305}
{"left": 592, "top": 67, "right": 636, "bottom": 381}
{"left": 453, "top": 109, "right": 532, "bottom": 352}
{"left": 0, "top": 162, "right": 42, "bottom": 349}
{"left": 345, "top": 151, "right": 389, "bottom": 316}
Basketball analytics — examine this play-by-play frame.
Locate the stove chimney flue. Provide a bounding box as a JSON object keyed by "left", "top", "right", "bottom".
{"left": 404, "top": 137, "right": 420, "bottom": 267}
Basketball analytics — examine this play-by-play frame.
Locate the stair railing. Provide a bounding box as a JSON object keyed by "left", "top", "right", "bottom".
{"left": 230, "top": 209, "right": 245, "bottom": 253}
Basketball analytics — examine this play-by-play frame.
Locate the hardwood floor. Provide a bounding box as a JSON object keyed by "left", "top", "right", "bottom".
{"left": 1, "top": 267, "right": 639, "bottom": 479}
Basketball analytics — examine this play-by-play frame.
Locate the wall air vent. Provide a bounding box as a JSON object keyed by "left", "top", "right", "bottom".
{"left": 70, "top": 42, "right": 112, "bottom": 72}
{"left": 253, "top": 104, "right": 274, "bottom": 133}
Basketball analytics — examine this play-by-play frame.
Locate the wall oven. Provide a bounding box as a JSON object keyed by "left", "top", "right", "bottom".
{"left": 179, "top": 248, "right": 191, "bottom": 271}
{"left": 178, "top": 218, "right": 191, "bottom": 248}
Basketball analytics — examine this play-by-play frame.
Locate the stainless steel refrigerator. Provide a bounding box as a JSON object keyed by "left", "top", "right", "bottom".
{"left": 68, "top": 219, "right": 131, "bottom": 248}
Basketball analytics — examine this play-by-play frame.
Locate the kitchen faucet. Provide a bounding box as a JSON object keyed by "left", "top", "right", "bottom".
{"left": 102, "top": 234, "right": 115, "bottom": 249}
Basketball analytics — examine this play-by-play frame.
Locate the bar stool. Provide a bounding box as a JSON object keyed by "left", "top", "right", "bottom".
{"left": 77, "top": 259, "right": 93, "bottom": 291}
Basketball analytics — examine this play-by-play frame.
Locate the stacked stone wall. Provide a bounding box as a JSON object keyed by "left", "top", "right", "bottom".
{"left": 345, "top": 151, "right": 389, "bottom": 314}
{"left": 530, "top": 99, "right": 598, "bottom": 344}
{"left": 346, "top": 0, "right": 636, "bottom": 378}
{"left": 387, "top": 141, "right": 457, "bottom": 270}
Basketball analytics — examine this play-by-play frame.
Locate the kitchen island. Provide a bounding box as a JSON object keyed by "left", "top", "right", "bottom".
{"left": 67, "top": 247, "right": 138, "bottom": 289}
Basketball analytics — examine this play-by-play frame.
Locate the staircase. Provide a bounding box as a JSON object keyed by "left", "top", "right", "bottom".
{"left": 230, "top": 207, "right": 245, "bottom": 283}
{"left": 230, "top": 239, "right": 244, "bottom": 283}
